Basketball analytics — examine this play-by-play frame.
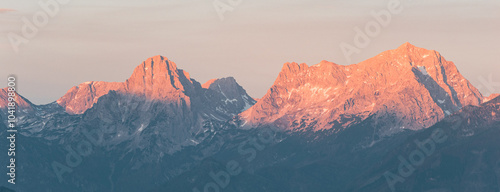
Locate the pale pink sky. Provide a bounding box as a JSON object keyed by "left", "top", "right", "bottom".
{"left": 1, "top": 0, "right": 499, "bottom": 104}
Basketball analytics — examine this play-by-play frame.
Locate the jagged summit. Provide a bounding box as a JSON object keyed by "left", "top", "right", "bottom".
{"left": 203, "top": 77, "right": 257, "bottom": 113}
{"left": 127, "top": 55, "right": 187, "bottom": 88}
{"left": 392, "top": 42, "right": 435, "bottom": 58}
{"left": 241, "top": 43, "right": 484, "bottom": 134}
{"left": 397, "top": 41, "right": 416, "bottom": 50}
{"left": 53, "top": 55, "right": 191, "bottom": 114}
{"left": 0, "top": 88, "right": 33, "bottom": 111}
{"left": 360, "top": 42, "right": 442, "bottom": 68}
{"left": 128, "top": 55, "right": 179, "bottom": 81}
{"left": 125, "top": 55, "right": 196, "bottom": 99}
{"left": 57, "top": 56, "right": 250, "bottom": 114}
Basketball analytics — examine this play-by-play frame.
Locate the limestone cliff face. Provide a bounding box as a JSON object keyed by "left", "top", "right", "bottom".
{"left": 57, "top": 56, "right": 193, "bottom": 114}
{"left": 241, "top": 43, "right": 483, "bottom": 134}
{"left": 57, "top": 56, "right": 256, "bottom": 125}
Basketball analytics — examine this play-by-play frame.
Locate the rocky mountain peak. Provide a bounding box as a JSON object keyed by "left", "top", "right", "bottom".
{"left": 241, "top": 43, "right": 484, "bottom": 134}
{"left": 57, "top": 55, "right": 198, "bottom": 114}
{"left": 127, "top": 56, "right": 182, "bottom": 89}
{"left": 125, "top": 55, "right": 196, "bottom": 99}
{"left": 0, "top": 88, "right": 33, "bottom": 111}
{"left": 202, "top": 77, "right": 256, "bottom": 114}
{"left": 202, "top": 77, "right": 237, "bottom": 90}
{"left": 56, "top": 56, "right": 255, "bottom": 116}
{"left": 396, "top": 41, "right": 416, "bottom": 51}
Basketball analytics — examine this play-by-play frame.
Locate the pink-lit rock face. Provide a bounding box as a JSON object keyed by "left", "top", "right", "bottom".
{"left": 57, "top": 55, "right": 194, "bottom": 114}
{"left": 202, "top": 79, "right": 217, "bottom": 89}
{"left": 484, "top": 93, "right": 500, "bottom": 103}
{"left": 56, "top": 81, "right": 124, "bottom": 114}
{"left": 0, "top": 88, "right": 33, "bottom": 111}
{"left": 57, "top": 55, "right": 255, "bottom": 117}
{"left": 241, "top": 43, "right": 484, "bottom": 133}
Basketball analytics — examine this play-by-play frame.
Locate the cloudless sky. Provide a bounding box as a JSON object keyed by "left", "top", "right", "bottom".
{"left": 1, "top": 0, "right": 499, "bottom": 104}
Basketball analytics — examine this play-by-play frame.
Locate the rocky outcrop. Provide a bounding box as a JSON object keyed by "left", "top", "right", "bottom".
{"left": 484, "top": 93, "right": 500, "bottom": 103}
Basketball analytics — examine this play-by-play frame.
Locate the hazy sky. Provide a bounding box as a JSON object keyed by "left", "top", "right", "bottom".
{"left": 1, "top": 0, "right": 499, "bottom": 104}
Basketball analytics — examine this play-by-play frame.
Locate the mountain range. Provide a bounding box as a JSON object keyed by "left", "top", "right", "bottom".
{"left": 1, "top": 43, "right": 498, "bottom": 192}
